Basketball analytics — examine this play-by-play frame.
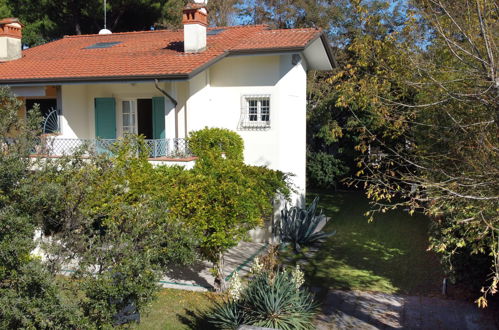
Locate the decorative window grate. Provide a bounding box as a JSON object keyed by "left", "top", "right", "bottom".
{"left": 239, "top": 95, "right": 271, "bottom": 130}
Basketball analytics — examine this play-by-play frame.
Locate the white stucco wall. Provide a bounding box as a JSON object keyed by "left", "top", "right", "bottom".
{"left": 57, "top": 54, "right": 308, "bottom": 203}
{"left": 0, "top": 36, "right": 22, "bottom": 61}
{"left": 276, "top": 54, "right": 308, "bottom": 205}
{"left": 186, "top": 54, "right": 307, "bottom": 202}
{"left": 60, "top": 84, "right": 90, "bottom": 139}
{"left": 59, "top": 82, "right": 174, "bottom": 140}
{"left": 184, "top": 24, "right": 207, "bottom": 53}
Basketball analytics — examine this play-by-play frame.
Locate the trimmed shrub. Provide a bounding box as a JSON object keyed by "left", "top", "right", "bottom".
{"left": 188, "top": 127, "right": 244, "bottom": 161}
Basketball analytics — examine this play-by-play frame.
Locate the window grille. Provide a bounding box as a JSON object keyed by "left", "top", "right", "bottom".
{"left": 239, "top": 95, "right": 271, "bottom": 130}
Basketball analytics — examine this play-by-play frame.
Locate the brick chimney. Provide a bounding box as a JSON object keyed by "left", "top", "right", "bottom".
{"left": 0, "top": 18, "right": 23, "bottom": 62}
{"left": 183, "top": 3, "right": 208, "bottom": 53}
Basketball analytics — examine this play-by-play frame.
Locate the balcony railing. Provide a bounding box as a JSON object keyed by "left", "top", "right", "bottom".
{"left": 32, "top": 137, "right": 192, "bottom": 159}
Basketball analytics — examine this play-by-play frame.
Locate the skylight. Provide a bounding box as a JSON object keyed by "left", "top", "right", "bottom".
{"left": 84, "top": 41, "right": 122, "bottom": 49}
{"left": 207, "top": 29, "right": 226, "bottom": 36}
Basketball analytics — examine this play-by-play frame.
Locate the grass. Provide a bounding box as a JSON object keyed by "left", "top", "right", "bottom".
{"left": 136, "top": 189, "right": 444, "bottom": 329}
{"left": 133, "top": 289, "right": 219, "bottom": 330}
{"left": 282, "top": 189, "right": 445, "bottom": 296}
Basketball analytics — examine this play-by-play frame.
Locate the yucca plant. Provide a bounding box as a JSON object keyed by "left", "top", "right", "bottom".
{"left": 242, "top": 270, "right": 317, "bottom": 329}
{"left": 274, "top": 197, "right": 334, "bottom": 252}
{"left": 208, "top": 300, "right": 248, "bottom": 330}
{"left": 207, "top": 269, "right": 318, "bottom": 330}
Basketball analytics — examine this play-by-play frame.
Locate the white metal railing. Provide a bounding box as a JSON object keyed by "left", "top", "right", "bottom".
{"left": 32, "top": 137, "right": 191, "bottom": 159}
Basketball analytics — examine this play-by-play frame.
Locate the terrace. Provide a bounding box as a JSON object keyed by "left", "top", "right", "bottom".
{"left": 32, "top": 136, "right": 192, "bottom": 160}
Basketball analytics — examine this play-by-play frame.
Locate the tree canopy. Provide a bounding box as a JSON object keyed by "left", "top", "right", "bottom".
{"left": 314, "top": 0, "right": 498, "bottom": 305}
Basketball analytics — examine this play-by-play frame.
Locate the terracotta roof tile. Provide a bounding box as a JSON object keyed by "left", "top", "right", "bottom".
{"left": 0, "top": 25, "right": 322, "bottom": 83}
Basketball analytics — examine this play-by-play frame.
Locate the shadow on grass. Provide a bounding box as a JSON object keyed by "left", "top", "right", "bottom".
{"left": 177, "top": 309, "right": 215, "bottom": 330}
{"left": 283, "top": 189, "right": 444, "bottom": 296}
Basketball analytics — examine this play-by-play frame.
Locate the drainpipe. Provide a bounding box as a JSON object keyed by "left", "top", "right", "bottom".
{"left": 154, "top": 79, "right": 178, "bottom": 107}
{"left": 154, "top": 79, "right": 180, "bottom": 140}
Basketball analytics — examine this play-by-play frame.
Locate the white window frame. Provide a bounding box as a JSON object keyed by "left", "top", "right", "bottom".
{"left": 121, "top": 99, "right": 137, "bottom": 136}
{"left": 239, "top": 95, "right": 271, "bottom": 129}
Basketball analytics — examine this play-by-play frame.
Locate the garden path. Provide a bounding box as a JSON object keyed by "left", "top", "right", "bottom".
{"left": 159, "top": 241, "right": 266, "bottom": 291}
{"left": 316, "top": 289, "right": 499, "bottom": 330}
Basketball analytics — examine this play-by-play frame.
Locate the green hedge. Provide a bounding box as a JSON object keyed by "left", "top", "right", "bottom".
{"left": 188, "top": 127, "right": 244, "bottom": 161}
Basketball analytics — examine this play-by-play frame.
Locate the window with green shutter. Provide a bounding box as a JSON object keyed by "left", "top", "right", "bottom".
{"left": 152, "top": 96, "right": 165, "bottom": 140}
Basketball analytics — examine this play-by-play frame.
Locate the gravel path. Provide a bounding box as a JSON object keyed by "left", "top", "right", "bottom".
{"left": 316, "top": 290, "right": 499, "bottom": 330}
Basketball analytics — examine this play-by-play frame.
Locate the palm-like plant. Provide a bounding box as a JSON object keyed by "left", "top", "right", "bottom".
{"left": 208, "top": 270, "right": 317, "bottom": 330}
{"left": 274, "top": 197, "right": 334, "bottom": 252}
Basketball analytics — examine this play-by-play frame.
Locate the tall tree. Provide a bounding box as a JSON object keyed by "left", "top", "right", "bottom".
{"left": 208, "top": 0, "right": 243, "bottom": 26}
{"left": 239, "top": 0, "right": 344, "bottom": 30}
{"left": 327, "top": 0, "right": 498, "bottom": 305}
{"left": 0, "top": 0, "right": 10, "bottom": 17}
{"left": 306, "top": 0, "right": 410, "bottom": 188}
{"left": 0, "top": 87, "right": 88, "bottom": 328}
{"left": 5, "top": 0, "right": 182, "bottom": 46}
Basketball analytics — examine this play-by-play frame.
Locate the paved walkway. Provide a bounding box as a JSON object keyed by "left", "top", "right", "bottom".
{"left": 159, "top": 241, "right": 266, "bottom": 291}
{"left": 316, "top": 290, "right": 499, "bottom": 330}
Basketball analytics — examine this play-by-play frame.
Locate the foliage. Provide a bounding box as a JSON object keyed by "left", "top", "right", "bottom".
{"left": 208, "top": 269, "right": 317, "bottom": 330}
{"left": 305, "top": 0, "right": 411, "bottom": 189}
{"left": 188, "top": 127, "right": 244, "bottom": 162}
{"left": 4, "top": 0, "right": 184, "bottom": 46}
{"left": 284, "top": 190, "right": 445, "bottom": 295}
{"left": 321, "top": 0, "right": 498, "bottom": 305}
{"left": 307, "top": 151, "right": 349, "bottom": 189}
{"left": 0, "top": 87, "right": 88, "bottom": 328}
{"left": 275, "top": 197, "right": 334, "bottom": 252}
{"left": 207, "top": 0, "right": 243, "bottom": 26}
{"left": 239, "top": 0, "right": 344, "bottom": 31}
{"left": 0, "top": 88, "right": 200, "bottom": 328}
{"left": 168, "top": 128, "right": 290, "bottom": 290}
{"left": 31, "top": 137, "right": 199, "bottom": 326}
{"left": 0, "top": 259, "right": 88, "bottom": 329}
{"left": 0, "top": 0, "right": 10, "bottom": 17}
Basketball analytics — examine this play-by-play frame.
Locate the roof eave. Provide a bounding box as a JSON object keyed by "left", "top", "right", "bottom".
{"left": 0, "top": 74, "right": 191, "bottom": 86}
{"left": 320, "top": 32, "right": 337, "bottom": 69}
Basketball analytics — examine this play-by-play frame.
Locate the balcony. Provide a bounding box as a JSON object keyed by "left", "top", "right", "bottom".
{"left": 32, "top": 137, "right": 192, "bottom": 160}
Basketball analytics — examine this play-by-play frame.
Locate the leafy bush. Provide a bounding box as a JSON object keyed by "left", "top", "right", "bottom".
{"left": 168, "top": 128, "right": 290, "bottom": 290}
{"left": 34, "top": 137, "right": 199, "bottom": 327}
{"left": 208, "top": 269, "right": 317, "bottom": 330}
{"left": 188, "top": 127, "right": 244, "bottom": 162}
{"left": 0, "top": 87, "right": 87, "bottom": 328}
{"left": 0, "top": 261, "right": 87, "bottom": 329}
{"left": 274, "top": 197, "right": 335, "bottom": 252}
{"left": 307, "top": 151, "right": 349, "bottom": 189}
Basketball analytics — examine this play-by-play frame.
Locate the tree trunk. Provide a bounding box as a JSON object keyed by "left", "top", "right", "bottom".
{"left": 215, "top": 252, "right": 226, "bottom": 292}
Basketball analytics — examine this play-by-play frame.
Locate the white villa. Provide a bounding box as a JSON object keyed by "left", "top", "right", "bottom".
{"left": 0, "top": 5, "right": 335, "bottom": 203}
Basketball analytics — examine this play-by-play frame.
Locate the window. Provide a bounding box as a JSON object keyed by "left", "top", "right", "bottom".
{"left": 239, "top": 95, "right": 271, "bottom": 129}
{"left": 122, "top": 100, "right": 137, "bottom": 135}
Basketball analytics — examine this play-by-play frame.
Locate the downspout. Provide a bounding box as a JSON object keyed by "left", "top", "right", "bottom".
{"left": 154, "top": 79, "right": 179, "bottom": 139}
{"left": 154, "top": 79, "right": 178, "bottom": 106}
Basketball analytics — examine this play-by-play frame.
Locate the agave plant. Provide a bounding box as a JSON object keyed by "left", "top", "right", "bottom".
{"left": 207, "top": 270, "right": 317, "bottom": 330}
{"left": 274, "top": 197, "right": 334, "bottom": 252}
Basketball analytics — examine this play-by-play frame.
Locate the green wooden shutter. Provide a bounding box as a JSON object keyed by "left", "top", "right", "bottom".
{"left": 152, "top": 96, "right": 165, "bottom": 139}
{"left": 94, "top": 98, "right": 116, "bottom": 139}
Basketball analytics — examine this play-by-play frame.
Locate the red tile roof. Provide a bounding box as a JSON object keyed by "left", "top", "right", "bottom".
{"left": 0, "top": 25, "right": 326, "bottom": 84}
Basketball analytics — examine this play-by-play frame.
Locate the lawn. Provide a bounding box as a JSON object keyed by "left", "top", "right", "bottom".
{"left": 136, "top": 189, "right": 444, "bottom": 329}
{"left": 133, "top": 289, "right": 219, "bottom": 330}
{"left": 283, "top": 189, "right": 445, "bottom": 296}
